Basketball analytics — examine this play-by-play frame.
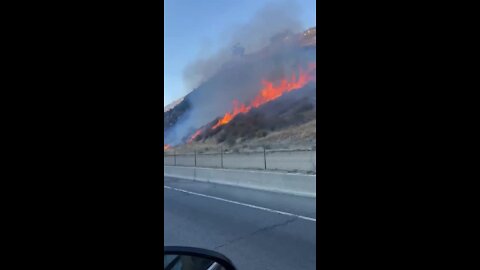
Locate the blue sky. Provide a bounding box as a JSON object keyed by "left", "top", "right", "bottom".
{"left": 164, "top": 0, "right": 316, "bottom": 106}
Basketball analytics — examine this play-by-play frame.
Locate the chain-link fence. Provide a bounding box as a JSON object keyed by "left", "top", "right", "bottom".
{"left": 164, "top": 146, "right": 316, "bottom": 174}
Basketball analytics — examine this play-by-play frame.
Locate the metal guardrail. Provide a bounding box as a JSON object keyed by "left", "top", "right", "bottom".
{"left": 164, "top": 146, "right": 316, "bottom": 173}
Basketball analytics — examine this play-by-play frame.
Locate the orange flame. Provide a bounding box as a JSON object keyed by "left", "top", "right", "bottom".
{"left": 188, "top": 129, "right": 203, "bottom": 143}
{"left": 212, "top": 63, "right": 316, "bottom": 129}
{"left": 212, "top": 100, "right": 250, "bottom": 129}
{"left": 164, "top": 144, "right": 171, "bottom": 151}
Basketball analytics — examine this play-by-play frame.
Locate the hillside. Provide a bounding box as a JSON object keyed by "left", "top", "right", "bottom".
{"left": 164, "top": 26, "right": 316, "bottom": 149}
{"left": 168, "top": 82, "right": 316, "bottom": 153}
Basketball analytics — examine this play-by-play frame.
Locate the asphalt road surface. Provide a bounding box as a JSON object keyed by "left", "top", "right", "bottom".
{"left": 164, "top": 176, "right": 316, "bottom": 270}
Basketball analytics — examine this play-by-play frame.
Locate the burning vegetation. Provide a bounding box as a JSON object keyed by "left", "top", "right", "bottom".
{"left": 187, "top": 129, "right": 203, "bottom": 143}
{"left": 165, "top": 23, "right": 316, "bottom": 148}
{"left": 212, "top": 63, "right": 315, "bottom": 130}
{"left": 186, "top": 82, "right": 316, "bottom": 148}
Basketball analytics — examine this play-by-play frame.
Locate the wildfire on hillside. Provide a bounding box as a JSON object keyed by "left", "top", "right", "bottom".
{"left": 212, "top": 63, "right": 316, "bottom": 129}
{"left": 187, "top": 63, "right": 316, "bottom": 142}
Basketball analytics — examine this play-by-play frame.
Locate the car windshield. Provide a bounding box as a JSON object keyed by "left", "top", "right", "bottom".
{"left": 164, "top": 1, "right": 316, "bottom": 269}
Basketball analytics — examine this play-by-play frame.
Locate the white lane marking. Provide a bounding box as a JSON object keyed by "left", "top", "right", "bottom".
{"left": 164, "top": 185, "right": 316, "bottom": 222}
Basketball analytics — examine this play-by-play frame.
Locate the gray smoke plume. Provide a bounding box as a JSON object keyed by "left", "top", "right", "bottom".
{"left": 183, "top": 0, "right": 303, "bottom": 91}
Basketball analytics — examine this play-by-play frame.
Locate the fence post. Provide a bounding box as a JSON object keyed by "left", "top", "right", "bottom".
{"left": 312, "top": 145, "right": 316, "bottom": 172}
{"left": 263, "top": 146, "right": 267, "bottom": 170}
{"left": 194, "top": 150, "right": 197, "bottom": 167}
{"left": 220, "top": 146, "right": 223, "bottom": 168}
{"left": 174, "top": 150, "right": 176, "bottom": 166}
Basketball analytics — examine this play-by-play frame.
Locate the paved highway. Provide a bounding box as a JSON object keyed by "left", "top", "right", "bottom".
{"left": 164, "top": 176, "right": 316, "bottom": 270}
